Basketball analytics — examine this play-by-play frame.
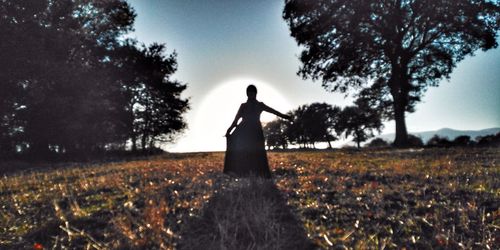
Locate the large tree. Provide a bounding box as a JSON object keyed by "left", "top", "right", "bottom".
{"left": 131, "top": 44, "right": 188, "bottom": 152}
{"left": 1, "top": 0, "right": 136, "bottom": 157}
{"left": 283, "top": 0, "right": 500, "bottom": 146}
{"left": 111, "top": 41, "right": 188, "bottom": 152}
{"left": 0, "top": 0, "right": 188, "bottom": 159}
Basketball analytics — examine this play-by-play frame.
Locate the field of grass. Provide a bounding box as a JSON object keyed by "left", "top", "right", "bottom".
{"left": 1, "top": 148, "right": 499, "bottom": 249}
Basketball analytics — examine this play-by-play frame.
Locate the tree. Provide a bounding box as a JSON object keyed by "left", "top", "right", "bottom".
{"left": 336, "top": 105, "right": 383, "bottom": 148}
{"left": 283, "top": 0, "right": 500, "bottom": 147}
{"left": 0, "top": 0, "right": 51, "bottom": 156}
{"left": 0, "top": 0, "right": 188, "bottom": 159}
{"left": 285, "top": 107, "right": 309, "bottom": 148}
{"left": 112, "top": 42, "right": 188, "bottom": 152}
{"left": 285, "top": 103, "right": 340, "bottom": 148}
{"left": 0, "top": 0, "right": 137, "bottom": 158}
{"left": 132, "top": 44, "right": 188, "bottom": 152}
{"left": 263, "top": 119, "right": 289, "bottom": 150}
{"left": 301, "top": 103, "right": 340, "bottom": 148}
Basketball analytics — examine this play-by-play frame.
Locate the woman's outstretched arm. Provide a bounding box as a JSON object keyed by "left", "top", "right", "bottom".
{"left": 262, "top": 103, "right": 292, "bottom": 120}
{"left": 226, "top": 104, "right": 243, "bottom": 136}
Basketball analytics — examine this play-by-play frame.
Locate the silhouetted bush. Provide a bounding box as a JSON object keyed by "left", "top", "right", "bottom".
{"left": 427, "top": 135, "right": 452, "bottom": 147}
{"left": 366, "top": 138, "right": 390, "bottom": 148}
{"left": 452, "top": 135, "right": 472, "bottom": 147}
{"left": 407, "top": 134, "right": 424, "bottom": 147}
{"left": 476, "top": 133, "right": 500, "bottom": 147}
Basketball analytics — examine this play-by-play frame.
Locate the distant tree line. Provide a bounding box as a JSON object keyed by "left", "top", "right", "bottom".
{"left": 367, "top": 133, "right": 500, "bottom": 148}
{"left": 0, "top": 0, "right": 188, "bottom": 160}
{"left": 264, "top": 101, "right": 500, "bottom": 150}
{"left": 263, "top": 101, "right": 383, "bottom": 149}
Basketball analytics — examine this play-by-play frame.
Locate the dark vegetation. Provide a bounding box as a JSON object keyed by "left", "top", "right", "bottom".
{"left": 264, "top": 102, "right": 500, "bottom": 150}
{"left": 367, "top": 132, "right": 500, "bottom": 149}
{"left": 1, "top": 2, "right": 498, "bottom": 249}
{"left": 264, "top": 101, "right": 383, "bottom": 149}
{"left": 0, "top": 0, "right": 188, "bottom": 161}
{"left": 283, "top": 0, "right": 500, "bottom": 147}
{"left": 0, "top": 148, "right": 498, "bottom": 249}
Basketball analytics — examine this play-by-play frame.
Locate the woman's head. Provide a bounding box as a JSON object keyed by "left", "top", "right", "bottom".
{"left": 246, "top": 84, "right": 257, "bottom": 99}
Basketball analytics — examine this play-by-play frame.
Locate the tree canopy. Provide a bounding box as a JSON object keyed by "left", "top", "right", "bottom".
{"left": 263, "top": 119, "right": 289, "bottom": 150}
{"left": 336, "top": 105, "right": 383, "bottom": 148}
{"left": 263, "top": 103, "right": 341, "bottom": 149}
{"left": 295, "top": 103, "right": 340, "bottom": 148}
{"left": 0, "top": 0, "right": 188, "bottom": 159}
{"left": 283, "top": 0, "right": 500, "bottom": 147}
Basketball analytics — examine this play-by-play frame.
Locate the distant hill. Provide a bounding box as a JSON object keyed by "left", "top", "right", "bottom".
{"left": 376, "top": 127, "right": 500, "bottom": 144}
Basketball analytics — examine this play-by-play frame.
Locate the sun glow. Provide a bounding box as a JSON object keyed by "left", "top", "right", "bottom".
{"left": 171, "top": 78, "right": 293, "bottom": 152}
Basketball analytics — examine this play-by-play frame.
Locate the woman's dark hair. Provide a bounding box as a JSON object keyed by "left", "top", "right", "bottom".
{"left": 246, "top": 84, "right": 257, "bottom": 96}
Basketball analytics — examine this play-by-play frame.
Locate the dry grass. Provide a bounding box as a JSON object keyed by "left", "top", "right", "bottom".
{"left": 0, "top": 148, "right": 498, "bottom": 249}
{"left": 179, "top": 177, "right": 314, "bottom": 250}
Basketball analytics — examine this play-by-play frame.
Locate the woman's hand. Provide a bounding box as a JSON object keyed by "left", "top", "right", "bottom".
{"left": 284, "top": 114, "right": 292, "bottom": 121}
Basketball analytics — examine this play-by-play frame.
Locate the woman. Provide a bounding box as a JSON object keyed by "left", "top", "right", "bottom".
{"left": 224, "top": 84, "right": 291, "bottom": 178}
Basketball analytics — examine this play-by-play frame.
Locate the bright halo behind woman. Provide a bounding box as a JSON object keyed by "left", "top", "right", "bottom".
{"left": 181, "top": 78, "right": 293, "bottom": 152}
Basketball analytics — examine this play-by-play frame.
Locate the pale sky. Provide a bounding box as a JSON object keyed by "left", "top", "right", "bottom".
{"left": 127, "top": 0, "right": 500, "bottom": 152}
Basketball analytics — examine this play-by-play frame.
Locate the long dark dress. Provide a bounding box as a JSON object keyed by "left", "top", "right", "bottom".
{"left": 223, "top": 101, "right": 271, "bottom": 178}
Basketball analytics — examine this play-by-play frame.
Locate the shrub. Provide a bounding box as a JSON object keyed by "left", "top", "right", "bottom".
{"left": 366, "top": 138, "right": 390, "bottom": 148}
{"left": 476, "top": 133, "right": 500, "bottom": 147}
{"left": 427, "top": 135, "right": 452, "bottom": 147}
{"left": 407, "top": 134, "right": 424, "bottom": 147}
{"left": 452, "top": 135, "right": 472, "bottom": 147}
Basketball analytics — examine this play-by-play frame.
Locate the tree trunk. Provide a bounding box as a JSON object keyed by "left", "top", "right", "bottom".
{"left": 389, "top": 61, "right": 410, "bottom": 148}
{"left": 355, "top": 131, "right": 361, "bottom": 149}
{"left": 131, "top": 138, "right": 137, "bottom": 152}
{"left": 129, "top": 101, "right": 137, "bottom": 152}
{"left": 31, "top": 142, "right": 50, "bottom": 159}
{"left": 149, "top": 138, "right": 154, "bottom": 151}
{"left": 141, "top": 132, "right": 147, "bottom": 151}
{"left": 393, "top": 100, "right": 408, "bottom": 147}
{"left": 131, "top": 133, "right": 137, "bottom": 152}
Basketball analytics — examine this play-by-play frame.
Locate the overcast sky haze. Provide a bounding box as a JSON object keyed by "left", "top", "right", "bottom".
{"left": 127, "top": 0, "right": 500, "bottom": 152}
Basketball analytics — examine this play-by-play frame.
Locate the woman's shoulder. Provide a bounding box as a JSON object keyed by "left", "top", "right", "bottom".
{"left": 242, "top": 100, "right": 265, "bottom": 108}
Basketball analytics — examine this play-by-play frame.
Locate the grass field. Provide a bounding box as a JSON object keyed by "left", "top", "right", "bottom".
{"left": 1, "top": 148, "right": 499, "bottom": 249}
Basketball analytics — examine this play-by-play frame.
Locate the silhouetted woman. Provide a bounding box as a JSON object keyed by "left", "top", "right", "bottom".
{"left": 224, "top": 84, "right": 291, "bottom": 178}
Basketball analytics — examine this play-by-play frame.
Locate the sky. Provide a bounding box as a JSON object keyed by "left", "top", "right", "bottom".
{"left": 127, "top": 0, "right": 500, "bottom": 152}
